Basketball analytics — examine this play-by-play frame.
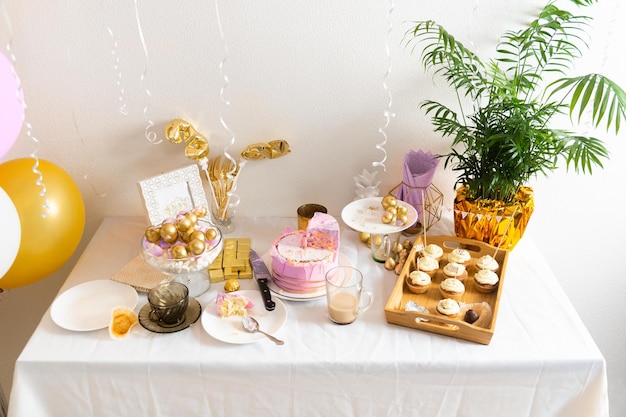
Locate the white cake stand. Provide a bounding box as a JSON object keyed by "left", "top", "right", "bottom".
{"left": 341, "top": 197, "right": 419, "bottom": 235}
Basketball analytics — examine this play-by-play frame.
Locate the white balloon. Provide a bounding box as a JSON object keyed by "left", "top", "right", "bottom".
{"left": 0, "top": 186, "right": 21, "bottom": 279}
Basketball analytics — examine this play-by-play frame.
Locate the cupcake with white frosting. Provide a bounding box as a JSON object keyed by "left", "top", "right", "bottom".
{"left": 416, "top": 256, "right": 439, "bottom": 278}
{"left": 436, "top": 298, "right": 460, "bottom": 319}
{"left": 420, "top": 243, "right": 443, "bottom": 261}
{"left": 406, "top": 270, "right": 431, "bottom": 294}
{"left": 473, "top": 269, "right": 500, "bottom": 293}
{"left": 475, "top": 255, "right": 499, "bottom": 272}
{"left": 447, "top": 248, "right": 471, "bottom": 265}
{"left": 442, "top": 262, "right": 468, "bottom": 282}
{"left": 439, "top": 277, "right": 465, "bottom": 300}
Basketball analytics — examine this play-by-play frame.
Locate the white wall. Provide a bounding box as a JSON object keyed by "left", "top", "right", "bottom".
{"left": 0, "top": 0, "right": 624, "bottom": 414}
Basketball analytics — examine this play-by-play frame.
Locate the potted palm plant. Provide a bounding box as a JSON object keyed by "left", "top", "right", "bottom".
{"left": 406, "top": 0, "right": 626, "bottom": 249}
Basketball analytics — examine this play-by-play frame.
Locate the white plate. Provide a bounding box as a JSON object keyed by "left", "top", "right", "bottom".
{"left": 50, "top": 280, "right": 138, "bottom": 331}
{"left": 262, "top": 252, "right": 351, "bottom": 301}
{"left": 201, "top": 290, "right": 287, "bottom": 344}
{"left": 341, "top": 197, "right": 419, "bottom": 234}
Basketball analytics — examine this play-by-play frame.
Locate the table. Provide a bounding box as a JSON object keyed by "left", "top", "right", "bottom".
{"left": 8, "top": 216, "right": 609, "bottom": 417}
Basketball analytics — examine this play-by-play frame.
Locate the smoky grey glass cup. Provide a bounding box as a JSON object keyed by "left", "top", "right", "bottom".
{"left": 148, "top": 282, "right": 189, "bottom": 327}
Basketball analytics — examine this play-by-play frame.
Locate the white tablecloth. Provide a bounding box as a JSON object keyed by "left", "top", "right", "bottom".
{"left": 9, "top": 217, "right": 608, "bottom": 417}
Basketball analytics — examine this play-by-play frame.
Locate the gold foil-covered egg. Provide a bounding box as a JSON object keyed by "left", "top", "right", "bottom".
{"left": 224, "top": 278, "right": 240, "bottom": 292}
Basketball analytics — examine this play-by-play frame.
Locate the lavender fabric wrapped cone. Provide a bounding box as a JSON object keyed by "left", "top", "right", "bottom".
{"left": 395, "top": 149, "right": 439, "bottom": 221}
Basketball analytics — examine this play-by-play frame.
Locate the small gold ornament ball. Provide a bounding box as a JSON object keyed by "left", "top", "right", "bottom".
{"left": 170, "top": 244, "right": 188, "bottom": 259}
{"left": 177, "top": 216, "right": 194, "bottom": 232}
{"left": 224, "top": 278, "right": 240, "bottom": 292}
{"left": 145, "top": 226, "right": 161, "bottom": 243}
{"left": 398, "top": 214, "right": 409, "bottom": 225}
{"left": 205, "top": 228, "right": 218, "bottom": 241}
{"left": 381, "top": 211, "right": 394, "bottom": 224}
{"left": 179, "top": 230, "right": 194, "bottom": 243}
{"left": 185, "top": 211, "right": 198, "bottom": 225}
{"left": 194, "top": 206, "right": 208, "bottom": 218}
{"left": 160, "top": 223, "right": 179, "bottom": 244}
{"left": 382, "top": 195, "right": 397, "bottom": 209}
{"left": 189, "top": 230, "right": 205, "bottom": 242}
{"left": 358, "top": 232, "right": 370, "bottom": 244}
{"left": 188, "top": 238, "right": 206, "bottom": 255}
{"left": 397, "top": 205, "right": 408, "bottom": 216}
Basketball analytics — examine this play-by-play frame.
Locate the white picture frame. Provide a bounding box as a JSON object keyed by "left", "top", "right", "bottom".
{"left": 138, "top": 164, "right": 208, "bottom": 225}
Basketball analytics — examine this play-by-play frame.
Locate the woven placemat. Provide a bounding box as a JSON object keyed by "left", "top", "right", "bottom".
{"left": 110, "top": 255, "right": 170, "bottom": 293}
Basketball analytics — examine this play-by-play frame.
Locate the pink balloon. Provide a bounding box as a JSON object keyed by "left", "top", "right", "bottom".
{"left": 0, "top": 51, "right": 24, "bottom": 160}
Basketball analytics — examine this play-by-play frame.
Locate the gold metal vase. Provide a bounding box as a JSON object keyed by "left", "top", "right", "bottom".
{"left": 453, "top": 186, "right": 534, "bottom": 250}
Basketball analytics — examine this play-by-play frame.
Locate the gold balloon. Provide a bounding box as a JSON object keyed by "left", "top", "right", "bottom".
{"left": 0, "top": 158, "right": 85, "bottom": 289}
{"left": 267, "top": 140, "right": 290, "bottom": 159}
{"left": 241, "top": 140, "right": 291, "bottom": 161}
{"left": 165, "top": 119, "right": 211, "bottom": 161}
{"left": 184, "top": 136, "right": 209, "bottom": 161}
{"left": 165, "top": 119, "right": 194, "bottom": 144}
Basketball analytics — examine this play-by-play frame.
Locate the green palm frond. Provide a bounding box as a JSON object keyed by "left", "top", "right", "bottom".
{"left": 405, "top": 1, "right": 623, "bottom": 203}
{"left": 548, "top": 74, "right": 626, "bottom": 133}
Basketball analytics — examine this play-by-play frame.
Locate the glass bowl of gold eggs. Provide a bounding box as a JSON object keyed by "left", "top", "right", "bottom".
{"left": 141, "top": 206, "right": 223, "bottom": 297}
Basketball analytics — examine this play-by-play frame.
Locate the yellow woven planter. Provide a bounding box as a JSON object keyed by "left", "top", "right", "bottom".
{"left": 453, "top": 186, "right": 534, "bottom": 250}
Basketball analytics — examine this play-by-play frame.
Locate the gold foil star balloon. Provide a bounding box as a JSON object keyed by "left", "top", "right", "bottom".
{"left": 165, "top": 119, "right": 210, "bottom": 161}
{"left": 184, "top": 136, "right": 209, "bottom": 161}
{"left": 165, "top": 119, "right": 193, "bottom": 143}
{"left": 241, "top": 140, "right": 291, "bottom": 161}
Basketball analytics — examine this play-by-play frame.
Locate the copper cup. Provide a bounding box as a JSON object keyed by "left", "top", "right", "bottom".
{"left": 297, "top": 204, "right": 328, "bottom": 230}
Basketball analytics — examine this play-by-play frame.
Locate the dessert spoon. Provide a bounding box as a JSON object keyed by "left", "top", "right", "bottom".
{"left": 242, "top": 316, "right": 284, "bottom": 345}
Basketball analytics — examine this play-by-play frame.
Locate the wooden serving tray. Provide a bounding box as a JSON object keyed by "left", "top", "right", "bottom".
{"left": 384, "top": 235, "right": 509, "bottom": 345}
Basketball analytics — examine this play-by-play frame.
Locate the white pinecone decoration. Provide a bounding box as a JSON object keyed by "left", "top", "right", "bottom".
{"left": 354, "top": 169, "right": 381, "bottom": 199}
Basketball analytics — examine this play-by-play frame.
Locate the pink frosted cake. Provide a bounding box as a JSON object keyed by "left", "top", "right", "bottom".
{"left": 270, "top": 212, "right": 340, "bottom": 293}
